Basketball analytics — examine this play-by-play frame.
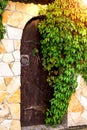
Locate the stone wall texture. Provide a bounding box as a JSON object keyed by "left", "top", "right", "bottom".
{"left": 0, "top": 1, "right": 87, "bottom": 130}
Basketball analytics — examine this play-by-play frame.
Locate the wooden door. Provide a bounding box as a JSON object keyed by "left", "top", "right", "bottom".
{"left": 21, "top": 16, "right": 53, "bottom": 126}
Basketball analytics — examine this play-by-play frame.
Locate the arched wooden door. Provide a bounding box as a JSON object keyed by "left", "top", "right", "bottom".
{"left": 21, "top": 16, "right": 53, "bottom": 126}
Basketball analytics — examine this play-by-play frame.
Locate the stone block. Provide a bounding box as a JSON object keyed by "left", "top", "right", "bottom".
{"left": 0, "top": 120, "right": 12, "bottom": 130}
{"left": 0, "top": 103, "right": 9, "bottom": 118}
{"left": 82, "top": 87, "right": 87, "bottom": 98}
{"left": 0, "top": 92, "right": 8, "bottom": 103}
{"left": 10, "top": 120, "right": 21, "bottom": 130}
{"left": 13, "top": 50, "right": 20, "bottom": 61}
{"left": 68, "top": 94, "right": 84, "bottom": 112}
{"left": 8, "top": 12, "right": 24, "bottom": 27}
{"left": 0, "top": 125, "right": 8, "bottom": 130}
{"left": 1, "top": 39, "right": 14, "bottom": 53}
{"left": 79, "top": 96, "right": 87, "bottom": 110}
{"left": 3, "top": 53, "right": 14, "bottom": 63}
{"left": 11, "top": 62, "right": 20, "bottom": 76}
{"left": 70, "top": 112, "right": 82, "bottom": 125}
{"left": 2, "top": 10, "right": 12, "bottom": 25}
{"left": 9, "top": 104, "right": 20, "bottom": 120}
{"left": 5, "top": 1, "right": 16, "bottom": 10}
{"left": 7, "top": 76, "right": 20, "bottom": 93}
{"left": 7, "top": 25, "right": 22, "bottom": 40}
{"left": 18, "top": 14, "right": 32, "bottom": 29}
{"left": 0, "top": 62, "right": 13, "bottom": 77}
{"left": 7, "top": 89, "right": 20, "bottom": 103}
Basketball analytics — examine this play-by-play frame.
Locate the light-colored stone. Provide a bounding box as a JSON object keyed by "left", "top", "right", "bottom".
{"left": 7, "top": 76, "right": 20, "bottom": 93}
{"left": 7, "top": 89, "right": 20, "bottom": 103}
{"left": 0, "top": 91, "right": 8, "bottom": 103}
{"left": 70, "top": 112, "right": 81, "bottom": 124}
{"left": 4, "top": 77, "right": 12, "bottom": 86}
{"left": 0, "top": 125, "right": 8, "bottom": 130}
{"left": 14, "top": 40, "right": 21, "bottom": 50}
{"left": 3, "top": 53, "right": 14, "bottom": 63}
{"left": 0, "top": 54, "right": 3, "bottom": 62}
{"left": 0, "top": 43, "right": 6, "bottom": 53}
{"left": 82, "top": 87, "right": 87, "bottom": 98}
{"left": 79, "top": 96, "right": 87, "bottom": 110}
{"left": 16, "top": 2, "right": 39, "bottom": 16}
{"left": 13, "top": 50, "right": 20, "bottom": 61}
{"left": 9, "top": 104, "right": 20, "bottom": 119}
{"left": 1, "top": 39, "right": 14, "bottom": 52}
{"left": 81, "top": 110, "right": 87, "bottom": 122}
{"left": 6, "top": 1, "right": 16, "bottom": 10}
{"left": 8, "top": 11, "right": 24, "bottom": 27}
{"left": 67, "top": 113, "right": 75, "bottom": 126}
{"left": 0, "top": 120, "right": 12, "bottom": 130}
{"left": 7, "top": 25, "right": 22, "bottom": 40}
{"left": 68, "top": 93, "right": 84, "bottom": 112}
{"left": 0, "top": 77, "right": 6, "bottom": 90}
{"left": 18, "top": 14, "right": 32, "bottom": 29}
{"left": 0, "top": 62, "right": 13, "bottom": 77}
{"left": 10, "top": 120, "right": 21, "bottom": 130}
{"left": 27, "top": 4, "right": 39, "bottom": 16}
{"left": 11, "top": 62, "right": 20, "bottom": 76}
{"left": 2, "top": 10, "right": 13, "bottom": 25}
{"left": 0, "top": 103, "right": 9, "bottom": 118}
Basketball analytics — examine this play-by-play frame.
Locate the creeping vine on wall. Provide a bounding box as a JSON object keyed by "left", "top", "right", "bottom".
{"left": 0, "top": 0, "right": 8, "bottom": 40}
{"left": 38, "top": 0, "right": 87, "bottom": 125}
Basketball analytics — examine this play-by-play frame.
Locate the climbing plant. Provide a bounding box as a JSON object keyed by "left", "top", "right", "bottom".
{"left": 38, "top": 0, "right": 87, "bottom": 125}
{"left": 0, "top": 0, "right": 8, "bottom": 40}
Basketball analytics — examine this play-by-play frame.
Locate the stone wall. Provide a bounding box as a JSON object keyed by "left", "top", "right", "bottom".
{"left": 0, "top": 1, "right": 87, "bottom": 130}
{"left": 68, "top": 75, "right": 87, "bottom": 127}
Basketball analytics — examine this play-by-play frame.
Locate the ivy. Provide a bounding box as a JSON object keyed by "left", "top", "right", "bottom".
{"left": 38, "top": 0, "right": 87, "bottom": 125}
{"left": 0, "top": 0, "right": 8, "bottom": 40}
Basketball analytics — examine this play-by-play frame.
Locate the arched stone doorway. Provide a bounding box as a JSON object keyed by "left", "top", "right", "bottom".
{"left": 21, "top": 16, "right": 53, "bottom": 126}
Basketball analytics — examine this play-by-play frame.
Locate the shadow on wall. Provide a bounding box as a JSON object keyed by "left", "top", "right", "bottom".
{"left": 10, "top": 0, "right": 54, "bottom": 4}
